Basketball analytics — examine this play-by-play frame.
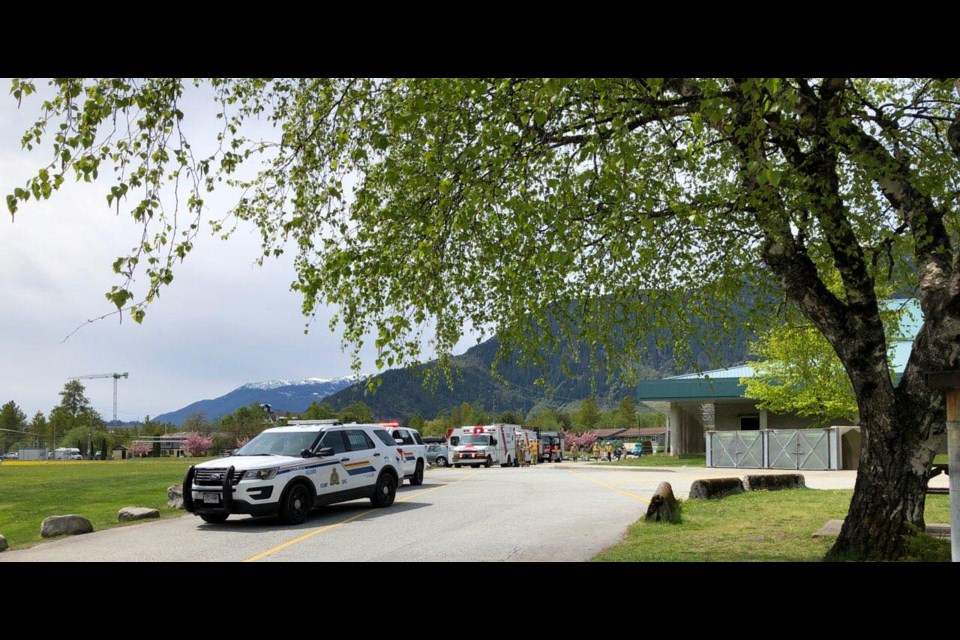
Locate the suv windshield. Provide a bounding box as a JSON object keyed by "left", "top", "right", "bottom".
{"left": 235, "top": 431, "right": 320, "bottom": 457}
{"left": 458, "top": 435, "right": 491, "bottom": 445}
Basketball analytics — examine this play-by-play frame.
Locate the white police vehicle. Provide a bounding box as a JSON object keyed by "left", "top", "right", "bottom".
{"left": 183, "top": 420, "right": 404, "bottom": 525}
{"left": 382, "top": 423, "right": 427, "bottom": 485}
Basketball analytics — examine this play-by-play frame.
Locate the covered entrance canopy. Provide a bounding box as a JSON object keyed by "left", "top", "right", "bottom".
{"left": 637, "top": 299, "right": 921, "bottom": 460}
{"left": 635, "top": 365, "right": 813, "bottom": 455}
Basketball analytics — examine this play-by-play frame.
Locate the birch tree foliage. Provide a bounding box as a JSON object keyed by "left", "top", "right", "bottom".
{"left": 6, "top": 79, "right": 958, "bottom": 388}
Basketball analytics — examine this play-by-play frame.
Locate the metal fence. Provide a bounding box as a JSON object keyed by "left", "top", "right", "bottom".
{"left": 706, "top": 427, "right": 857, "bottom": 470}
{"left": 708, "top": 431, "right": 763, "bottom": 468}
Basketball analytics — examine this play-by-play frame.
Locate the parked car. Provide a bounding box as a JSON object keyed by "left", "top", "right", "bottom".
{"left": 426, "top": 444, "right": 448, "bottom": 467}
{"left": 1, "top": 452, "right": 17, "bottom": 460}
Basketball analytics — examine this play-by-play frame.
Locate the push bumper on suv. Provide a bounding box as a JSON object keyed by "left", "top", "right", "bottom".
{"left": 184, "top": 465, "right": 280, "bottom": 518}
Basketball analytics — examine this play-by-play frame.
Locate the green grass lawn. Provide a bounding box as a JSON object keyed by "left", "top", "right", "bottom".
{"left": 594, "top": 489, "right": 951, "bottom": 562}
{"left": 0, "top": 458, "right": 207, "bottom": 549}
{"left": 591, "top": 454, "right": 706, "bottom": 468}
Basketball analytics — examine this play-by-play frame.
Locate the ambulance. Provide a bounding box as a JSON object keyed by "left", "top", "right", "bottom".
{"left": 448, "top": 424, "right": 519, "bottom": 468}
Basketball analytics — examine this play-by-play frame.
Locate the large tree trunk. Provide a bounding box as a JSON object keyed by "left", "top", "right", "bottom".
{"left": 827, "top": 415, "right": 932, "bottom": 560}
{"left": 827, "top": 323, "right": 947, "bottom": 561}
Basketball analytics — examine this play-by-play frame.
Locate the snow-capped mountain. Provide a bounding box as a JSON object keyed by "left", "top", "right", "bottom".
{"left": 241, "top": 376, "right": 358, "bottom": 391}
{"left": 152, "top": 376, "right": 361, "bottom": 426}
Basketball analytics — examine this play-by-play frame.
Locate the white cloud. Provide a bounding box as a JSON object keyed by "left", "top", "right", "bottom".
{"left": 0, "top": 82, "right": 370, "bottom": 419}
{"left": 0, "top": 80, "right": 480, "bottom": 421}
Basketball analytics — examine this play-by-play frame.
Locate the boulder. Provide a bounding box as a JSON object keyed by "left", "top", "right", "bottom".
{"left": 645, "top": 482, "right": 681, "bottom": 523}
{"left": 40, "top": 515, "right": 93, "bottom": 538}
{"left": 167, "top": 484, "right": 184, "bottom": 509}
{"left": 743, "top": 473, "right": 806, "bottom": 492}
{"left": 0, "top": 535, "right": 7, "bottom": 552}
{"left": 688, "top": 477, "right": 744, "bottom": 500}
{"left": 118, "top": 507, "right": 160, "bottom": 522}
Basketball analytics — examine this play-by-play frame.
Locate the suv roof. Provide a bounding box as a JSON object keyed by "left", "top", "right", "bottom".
{"left": 263, "top": 422, "right": 392, "bottom": 434}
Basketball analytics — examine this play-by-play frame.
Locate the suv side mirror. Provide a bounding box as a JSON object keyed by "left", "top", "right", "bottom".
{"left": 491, "top": 438, "right": 498, "bottom": 445}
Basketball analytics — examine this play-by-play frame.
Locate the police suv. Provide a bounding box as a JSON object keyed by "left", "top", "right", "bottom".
{"left": 183, "top": 420, "right": 405, "bottom": 525}
{"left": 382, "top": 423, "right": 427, "bottom": 485}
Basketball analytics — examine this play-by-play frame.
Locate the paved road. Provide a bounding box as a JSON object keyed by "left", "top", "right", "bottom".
{"left": 0, "top": 463, "right": 868, "bottom": 562}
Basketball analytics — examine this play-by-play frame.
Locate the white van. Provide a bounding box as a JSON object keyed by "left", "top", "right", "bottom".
{"left": 448, "top": 424, "right": 519, "bottom": 468}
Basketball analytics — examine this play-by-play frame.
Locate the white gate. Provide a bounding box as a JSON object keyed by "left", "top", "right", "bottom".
{"left": 707, "top": 431, "right": 764, "bottom": 468}
{"left": 767, "top": 430, "right": 800, "bottom": 469}
{"left": 707, "top": 428, "right": 838, "bottom": 470}
{"left": 765, "top": 429, "right": 830, "bottom": 470}
{"left": 797, "top": 430, "right": 830, "bottom": 469}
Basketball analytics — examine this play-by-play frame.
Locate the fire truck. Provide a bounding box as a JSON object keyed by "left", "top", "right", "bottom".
{"left": 447, "top": 424, "right": 519, "bottom": 468}
{"left": 536, "top": 430, "right": 565, "bottom": 463}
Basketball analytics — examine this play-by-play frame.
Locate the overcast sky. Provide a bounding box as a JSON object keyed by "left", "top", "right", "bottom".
{"left": 0, "top": 80, "right": 467, "bottom": 420}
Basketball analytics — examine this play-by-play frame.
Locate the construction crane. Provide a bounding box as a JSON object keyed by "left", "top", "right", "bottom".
{"left": 69, "top": 372, "right": 129, "bottom": 423}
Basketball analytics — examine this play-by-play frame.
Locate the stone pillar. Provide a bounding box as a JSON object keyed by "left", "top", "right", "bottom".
{"left": 701, "top": 402, "right": 716, "bottom": 431}
{"left": 669, "top": 404, "right": 681, "bottom": 455}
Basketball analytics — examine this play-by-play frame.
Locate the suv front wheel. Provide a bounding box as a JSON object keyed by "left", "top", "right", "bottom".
{"left": 279, "top": 483, "right": 313, "bottom": 525}
{"left": 371, "top": 472, "right": 397, "bottom": 508}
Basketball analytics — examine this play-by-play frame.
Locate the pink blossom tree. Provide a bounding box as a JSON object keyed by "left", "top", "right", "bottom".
{"left": 128, "top": 441, "right": 151, "bottom": 458}
{"left": 182, "top": 432, "right": 213, "bottom": 457}
{"left": 563, "top": 433, "right": 597, "bottom": 460}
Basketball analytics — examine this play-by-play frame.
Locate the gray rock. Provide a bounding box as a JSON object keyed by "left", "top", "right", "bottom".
{"left": 0, "top": 534, "right": 7, "bottom": 552}
{"left": 688, "top": 477, "right": 744, "bottom": 500}
{"left": 812, "top": 519, "right": 844, "bottom": 538}
{"left": 167, "top": 484, "right": 184, "bottom": 509}
{"left": 813, "top": 518, "right": 952, "bottom": 540}
{"left": 743, "top": 473, "right": 806, "bottom": 492}
{"left": 645, "top": 482, "right": 681, "bottom": 523}
{"left": 41, "top": 515, "right": 93, "bottom": 538}
{"left": 118, "top": 507, "right": 160, "bottom": 522}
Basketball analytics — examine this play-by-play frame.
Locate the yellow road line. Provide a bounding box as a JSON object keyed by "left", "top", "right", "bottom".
{"left": 243, "top": 475, "right": 469, "bottom": 562}
{"left": 566, "top": 469, "right": 650, "bottom": 504}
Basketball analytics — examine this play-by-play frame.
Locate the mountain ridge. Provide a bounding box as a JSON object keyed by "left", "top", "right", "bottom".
{"left": 153, "top": 376, "right": 358, "bottom": 425}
